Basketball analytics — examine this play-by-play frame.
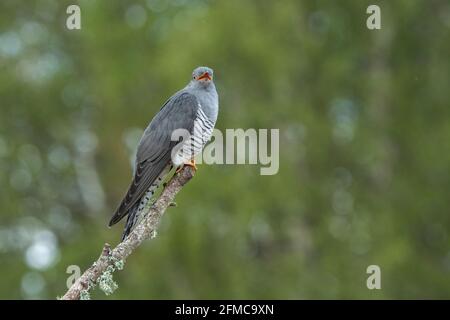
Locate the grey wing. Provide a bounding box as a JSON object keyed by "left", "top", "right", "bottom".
{"left": 108, "top": 91, "right": 199, "bottom": 227}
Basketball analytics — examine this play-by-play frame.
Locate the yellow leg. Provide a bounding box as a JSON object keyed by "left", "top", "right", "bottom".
{"left": 176, "top": 159, "right": 197, "bottom": 173}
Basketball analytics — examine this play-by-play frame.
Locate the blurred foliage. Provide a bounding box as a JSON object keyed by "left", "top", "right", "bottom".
{"left": 0, "top": 0, "right": 450, "bottom": 299}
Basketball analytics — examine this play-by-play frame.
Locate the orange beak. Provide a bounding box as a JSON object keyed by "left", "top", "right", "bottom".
{"left": 198, "top": 72, "right": 212, "bottom": 81}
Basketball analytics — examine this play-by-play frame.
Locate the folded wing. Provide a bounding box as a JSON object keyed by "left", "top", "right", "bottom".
{"left": 108, "top": 91, "right": 199, "bottom": 226}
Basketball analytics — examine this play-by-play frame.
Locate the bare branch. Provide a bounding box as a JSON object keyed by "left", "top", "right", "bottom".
{"left": 61, "top": 166, "right": 195, "bottom": 300}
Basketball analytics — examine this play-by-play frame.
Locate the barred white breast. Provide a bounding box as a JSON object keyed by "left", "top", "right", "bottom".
{"left": 172, "top": 105, "right": 215, "bottom": 166}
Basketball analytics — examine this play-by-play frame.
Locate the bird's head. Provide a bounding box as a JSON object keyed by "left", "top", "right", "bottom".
{"left": 191, "top": 66, "right": 214, "bottom": 87}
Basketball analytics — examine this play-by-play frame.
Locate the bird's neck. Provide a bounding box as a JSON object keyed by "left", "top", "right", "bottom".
{"left": 185, "top": 82, "right": 218, "bottom": 122}
{"left": 198, "top": 88, "right": 219, "bottom": 122}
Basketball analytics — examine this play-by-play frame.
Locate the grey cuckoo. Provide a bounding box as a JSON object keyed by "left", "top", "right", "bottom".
{"left": 109, "top": 66, "right": 219, "bottom": 241}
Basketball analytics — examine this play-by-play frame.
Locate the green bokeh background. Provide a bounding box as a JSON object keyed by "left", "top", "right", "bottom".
{"left": 0, "top": 0, "right": 449, "bottom": 299}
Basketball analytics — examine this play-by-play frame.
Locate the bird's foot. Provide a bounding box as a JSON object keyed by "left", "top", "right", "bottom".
{"left": 176, "top": 160, "right": 197, "bottom": 173}
{"left": 185, "top": 159, "right": 198, "bottom": 171}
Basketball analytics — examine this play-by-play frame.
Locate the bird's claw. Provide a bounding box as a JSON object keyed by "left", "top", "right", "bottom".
{"left": 176, "top": 160, "right": 197, "bottom": 173}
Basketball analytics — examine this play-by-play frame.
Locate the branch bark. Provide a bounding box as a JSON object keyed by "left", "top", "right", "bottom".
{"left": 61, "top": 166, "right": 195, "bottom": 300}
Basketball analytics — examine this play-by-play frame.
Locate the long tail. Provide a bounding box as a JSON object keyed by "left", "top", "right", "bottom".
{"left": 121, "top": 202, "right": 140, "bottom": 241}
{"left": 120, "top": 164, "right": 173, "bottom": 241}
{"left": 121, "top": 185, "right": 157, "bottom": 241}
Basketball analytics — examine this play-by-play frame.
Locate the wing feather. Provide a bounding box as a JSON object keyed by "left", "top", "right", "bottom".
{"left": 108, "top": 91, "right": 199, "bottom": 226}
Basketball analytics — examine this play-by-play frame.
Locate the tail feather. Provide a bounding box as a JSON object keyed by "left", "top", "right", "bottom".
{"left": 120, "top": 186, "right": 155, "bottom": 241}
{"left": 121, "top": 203, "right": 139, "bottom": 241}
{"left": 108, "top": 207, "right": 126, "bottom": 227}
{"left": 111, "top": 164, "right": 173, "bottom": 241}
{"left": 119, "top": 178, "right": 162, "bottom": 240}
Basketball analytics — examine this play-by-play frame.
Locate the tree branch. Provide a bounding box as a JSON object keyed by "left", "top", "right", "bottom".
{"left": 61, "top": 166, "right": 195, "bottom": 300}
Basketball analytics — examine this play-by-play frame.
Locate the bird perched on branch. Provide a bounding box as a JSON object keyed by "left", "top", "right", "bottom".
{"left": 109, "top": 67, "right": 219, "bottom": 241}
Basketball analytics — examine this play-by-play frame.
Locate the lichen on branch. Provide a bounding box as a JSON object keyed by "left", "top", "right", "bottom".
{"left": 61, "top": 166, "right": 195, "bottom": 300}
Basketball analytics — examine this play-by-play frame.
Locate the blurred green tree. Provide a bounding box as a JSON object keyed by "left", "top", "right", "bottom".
{"left": 0, "top": 0, "right": 449, "bottom": 299}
